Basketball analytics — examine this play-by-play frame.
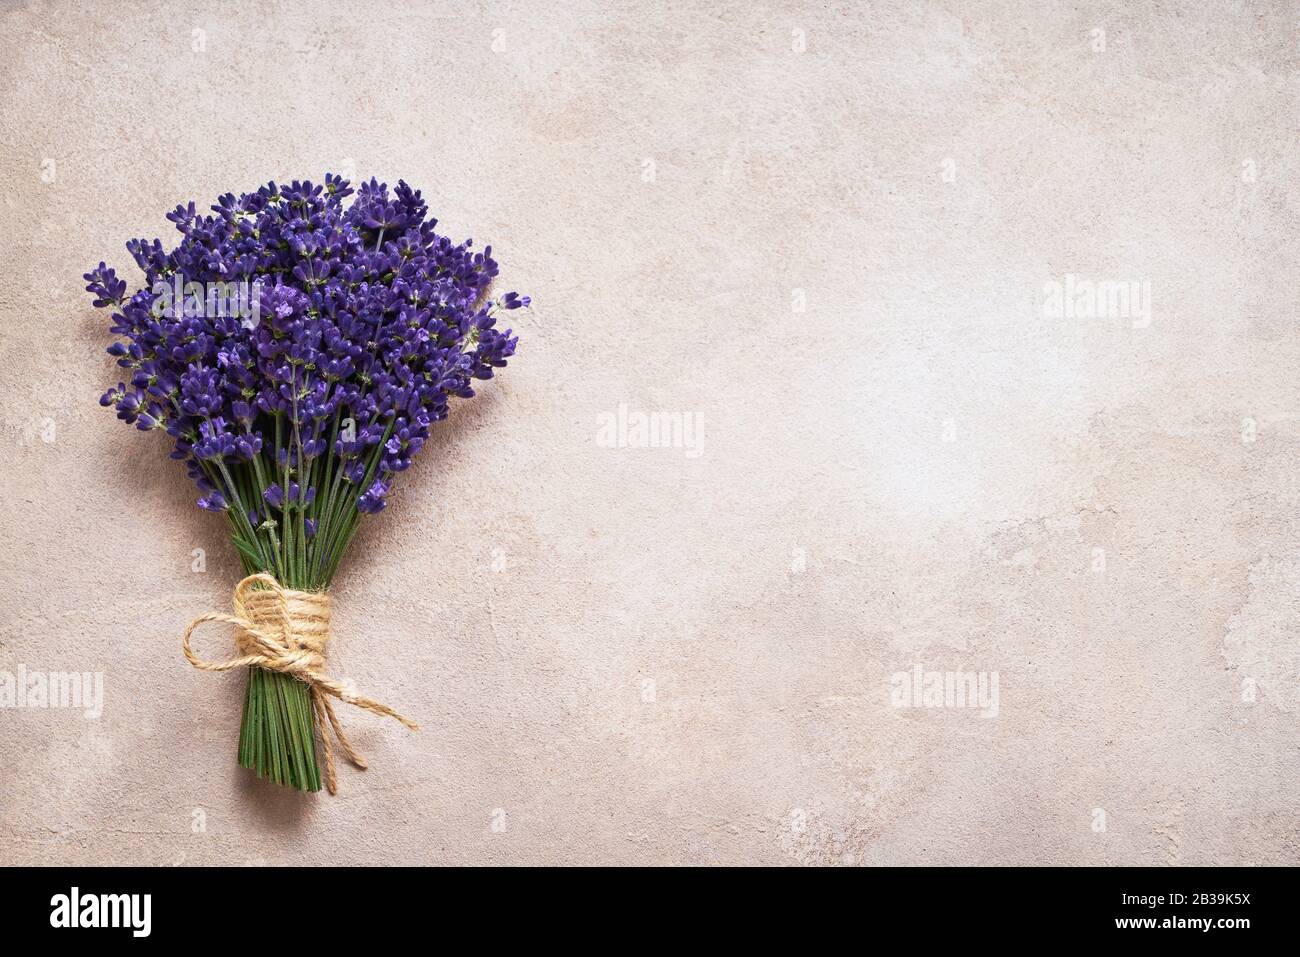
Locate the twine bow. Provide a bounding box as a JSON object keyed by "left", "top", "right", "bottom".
{"left": 182, "top": 573, "right": 419, "bottom": 794}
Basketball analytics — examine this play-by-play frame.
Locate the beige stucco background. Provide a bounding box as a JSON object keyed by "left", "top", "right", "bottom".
{"left": 2, "top": 0, "right": 1298, "bottom": 866}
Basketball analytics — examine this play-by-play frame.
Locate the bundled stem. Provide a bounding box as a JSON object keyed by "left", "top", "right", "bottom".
{"left": 222, "top": 406, "right": 387, "bottom": 792}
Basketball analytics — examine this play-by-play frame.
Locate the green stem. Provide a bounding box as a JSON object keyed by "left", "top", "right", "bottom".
{"left": 233, "top": 408, "right": 324, "bottom": 792}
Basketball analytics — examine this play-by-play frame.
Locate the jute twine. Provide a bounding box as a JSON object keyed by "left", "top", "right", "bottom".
{"left": 182, "top": 573, "right": 419, "bottom": 794}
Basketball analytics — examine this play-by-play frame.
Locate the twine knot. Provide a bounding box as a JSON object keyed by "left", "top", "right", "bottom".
{"left": 182, "top": 572, "right": 419, "bottom": 794}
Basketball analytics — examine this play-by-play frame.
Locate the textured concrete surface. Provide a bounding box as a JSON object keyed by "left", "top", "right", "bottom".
{"left": 1, "top": 0, "right": 1299, "bottom": 866}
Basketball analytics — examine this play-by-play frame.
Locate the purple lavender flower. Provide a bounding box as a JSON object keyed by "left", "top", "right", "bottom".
{"left": 197, "top": 491, "right": 228, "bottom": 512}
{"left": 87, "top": 174, "right": 527, "bottom": 588}
{"left": 357, "top": 478, "right": 390, "bottom": 514}
{"left": 263, "top": 484, "right": 284, "bottom": 510}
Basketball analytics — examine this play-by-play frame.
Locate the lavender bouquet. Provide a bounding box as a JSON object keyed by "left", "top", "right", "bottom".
{"left": 87, "top": 175, "right": 527, "bottom": 792}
